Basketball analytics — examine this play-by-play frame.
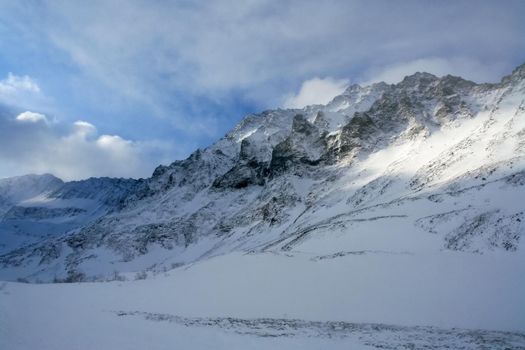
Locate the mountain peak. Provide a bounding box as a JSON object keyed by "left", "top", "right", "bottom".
{"left": 342, "top": 83, "right": 363, "bottom": 95}
{"left": 498, "top": 61, "right": 525, "bottom": 86}
{"left": 398, "top": 71, "right": 438, "bottom": 87}
{"left": 510, "top": 61, "right": 525, "bottom": 80}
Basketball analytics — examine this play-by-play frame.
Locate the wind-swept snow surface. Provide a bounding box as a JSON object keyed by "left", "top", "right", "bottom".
{"left": 1, "top": 252, "right": 524, "bottom": 349}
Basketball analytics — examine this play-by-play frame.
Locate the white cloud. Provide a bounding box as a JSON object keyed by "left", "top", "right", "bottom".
{"left": 284, "top": 77, "right": 349, "bottom": 109}
{"left": 71, "top": 120, "right": 97, "bottom": 138}
{"left": 0, "top": 73, "right": 51, "bottom": 112}
{"left": 15, "top": 111, "right": 48, "bottom": 124}
{"left": 0, "top": 112, "right": 178, "bottom": 180}
{"left": 362, "top": 57, "right": 510, "bottom": 85}
{"left": 0, "top": 73, "right": 40, "bottom": 94}
{"left": 95, "top": 135, "right": 136, "bottom": 164}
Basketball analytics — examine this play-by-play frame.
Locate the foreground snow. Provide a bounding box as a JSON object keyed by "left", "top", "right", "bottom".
{"left": 1, "top": 251, "right": 524, "bottom": 349}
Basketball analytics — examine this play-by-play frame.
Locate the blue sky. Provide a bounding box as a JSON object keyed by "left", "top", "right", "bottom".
{"left": 0, "top": 0, "right": 524, "bottom": 180}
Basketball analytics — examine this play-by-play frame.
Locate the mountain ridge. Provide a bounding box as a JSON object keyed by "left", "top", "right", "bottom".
{"left": 1, "top": 62, "right": 524, "bottom": 282}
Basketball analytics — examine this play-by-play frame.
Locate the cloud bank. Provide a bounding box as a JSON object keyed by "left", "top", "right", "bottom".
{"left": 0, "top": 110, "right": 175, "bottom": 180}
{"left": 3, "top": 1, "right": 523, "bottom": 111}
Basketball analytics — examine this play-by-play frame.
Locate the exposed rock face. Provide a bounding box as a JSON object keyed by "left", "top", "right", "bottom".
{"left": 212, "top": 139, "right": 269, "bottom": 189}
{"left": 1, "top": 63, "right": 525, "bottom": 281}
{"left": 270, "top": 114, "right": 327, "bottom": 175}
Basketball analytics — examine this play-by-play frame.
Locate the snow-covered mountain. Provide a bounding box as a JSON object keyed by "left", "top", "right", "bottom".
{"left": 0, "top": 174, "right": 63, "bottom": 216}
{"left": 1, "top": 63, "right": 524, "bottom": 283}
{"left": 0, "top": 175, "right": 140, "bottom": 257}
{"left": 1, "top": 64, "right": 525, "bottom": 350}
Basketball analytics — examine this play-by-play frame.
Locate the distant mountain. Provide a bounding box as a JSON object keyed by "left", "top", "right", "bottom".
{"left": 0, "top": 174, "right": 63, "bottom": 215}
{"left": 0, "top": 174, "right": 140, "bottom": 259}
{"left": 1, "top": 62, "right": 524, "bottom": 282}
